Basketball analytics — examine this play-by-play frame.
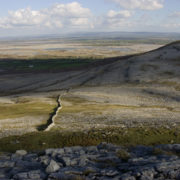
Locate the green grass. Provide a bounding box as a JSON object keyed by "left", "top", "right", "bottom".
{"left": 0, "top": 58, "right": 99, "bottom": 73}
{"left": 0, "top": 126, "right": 179, "bottom": 152}
{"left": 60, "top": 95, "right": 179, "bottom": 115}
{"left": 0, "top": 101, "right": 56, "bottom": 119}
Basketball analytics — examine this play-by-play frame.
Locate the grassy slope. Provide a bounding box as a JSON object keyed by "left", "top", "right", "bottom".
{"left": 0, "top": 127, "right": 179, "bottom": 152}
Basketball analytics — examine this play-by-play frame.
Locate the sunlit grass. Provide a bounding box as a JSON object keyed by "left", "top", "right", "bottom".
{"left": 0, "top": 100, "right": 56, "bottom": 119}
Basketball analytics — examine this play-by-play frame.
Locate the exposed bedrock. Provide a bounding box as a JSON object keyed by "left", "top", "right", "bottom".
{"left": 0, "top": 143, "right": 180, "bottom": 180}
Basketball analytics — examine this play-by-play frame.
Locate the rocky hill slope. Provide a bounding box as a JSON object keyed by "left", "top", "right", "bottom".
{"left": 0, "top": 41, "right": 179, "bottom": 94}
{"left": 0, "top": 41, "right": 179, "bottom": 137}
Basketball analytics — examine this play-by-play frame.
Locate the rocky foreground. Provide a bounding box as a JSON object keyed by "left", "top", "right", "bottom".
{"left": 0, "top": 143, "right": 180, "bottom": 180}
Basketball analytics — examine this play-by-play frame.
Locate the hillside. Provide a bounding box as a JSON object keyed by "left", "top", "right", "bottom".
{"left": 0, "top": 41, "right": 179, "bottom": 137}
{"left": 0, "top": 41, "right": 180, "bottom": 94}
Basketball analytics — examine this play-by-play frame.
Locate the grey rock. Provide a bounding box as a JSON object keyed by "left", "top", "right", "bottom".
{"left": 83, "top": 166, "right": 99, "bottom": 175}
{"left": 79, "top": 149, "right": 85, "bottom": 155}
{"left": 156, "top": 144, "right": 180, "bottom": 153}
{"left": 0, "top": 169, "right": 9, "bottom": 178}
{"left": 70, "top": 158, "right": 78, "bottom": 166}
{"left": 0, "top": 174, "right": 8, "bottom": 179}
{"left": 28, "top": 170, "right": 46, "bottom": 179}
{"left": 140, "top": 175, "right": 154, "bottom": 180}
{"left": 64, "top": 147, "right": 73, "bottom": 154}
{"left": 120, "top": 174, "right": 136, "bottom": 180}
{"left": 15, "top": 150, "right": 27, "bottom": 156}
{"left": 176, "top": 172, "right": 180, "bottom": 180}
{"left": 112, "top": 175, "right": 124, "bottom": 180}
{"left": 45, "top": 148, "right": 56, "bottom": 156}
{"left": 39, "top": 155, "right": 50, "bottom": 166}
{"left": 60, "top": 156, "right": 71, "bottom": 166}
{"left": 95, "top": 155, "right": 120, "bottom": 165}
{"left": 78, "top": 155, "right": 89, "bottom": 166}
{"left": 155, "top": 161, "right": 180, "bottom": 172}
{"left": 71, "top": 146, "right": 83, "bottom": 152}
{"left": 56, "top": 148, "right": 65, "bottom": 154}
{"left": 98, "top": 142, "right": 118, "bottom": 152}
{"left": 15, "top": 160, "right": 41, "bottom": 169}
{"left": 0, "top": 154, "right": 10, "bottom": 161}
{"left": 86, "top": 146, "right": 98, "bottom": 153}
{"left": 173, "top": 144, "right": 180, "bottom": 153}
{"left": 0, "top": 161, "right": 15, "bottom": 168}
{"left": 59, "top": 167, "right": 84, "bottom": 175}
{"left": 140, "top": 168, "right": 156, "bottom": 178}
{"left": 13, "top": 172, "right": 28, "bottom": 179}
{"left": 0, "top": 143, "right": 180, "bottom": 180}
{"left": 131, "top": 145, "right": 153, "bottom": 156}
{"left": 46, "top": 159, "right": 60, "bottom": 173}
{"left": 48, "top": 172, "right": 84, "bottom": 180}
{"left": 46, "top": 148, "right": 65, "bottom": 157}
{"left": 23, "top": 153, "right": 38, "bottom": 162}
{"left": 9, "top": 166, "right": 28, "bottom": 177}
{"left": 11, "top": 154, "right": 23, "bottom": 161}
{"left": 166, "top": 170, "right": 180, "bottom": 179}
{"left": 101, "top": 169, "right": 119, "bottom": 177}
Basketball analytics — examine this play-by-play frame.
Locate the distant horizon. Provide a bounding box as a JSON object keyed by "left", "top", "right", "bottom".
{"left": 0, "top": 31, "right": 180, "bottom": 41}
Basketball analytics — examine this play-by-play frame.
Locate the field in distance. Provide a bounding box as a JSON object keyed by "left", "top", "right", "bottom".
{"left": 1, "top": 32, "right": 179, "bottom": 59}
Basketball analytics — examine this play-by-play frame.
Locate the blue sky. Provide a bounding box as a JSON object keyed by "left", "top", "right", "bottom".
{"left": 0, "top": 0, "right": 180, "bottom": 37}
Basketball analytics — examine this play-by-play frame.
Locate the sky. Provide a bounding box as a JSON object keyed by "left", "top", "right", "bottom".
{"left": 0, "top": 0, "right": 180, "bottom": 37}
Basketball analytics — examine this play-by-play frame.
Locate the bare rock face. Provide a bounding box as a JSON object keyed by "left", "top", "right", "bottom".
{"left": 0, "top": 143, "right": 180, "bottom": 180}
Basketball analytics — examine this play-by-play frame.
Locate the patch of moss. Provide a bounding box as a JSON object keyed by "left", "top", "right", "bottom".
{"left": 116, "top": 149, "right": 130, "bottom": 161}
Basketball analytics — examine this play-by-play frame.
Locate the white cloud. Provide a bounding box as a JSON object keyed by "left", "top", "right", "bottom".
{"left": 8, "top": 8, "right": 46, "bottom": 27}
{"left": 97, "top": 10, "right": 132, "bottom": 29}
{"left": 162, "top": 23, "right": 180, "bottom": 28}
{"left": 0, "top": 2, "right": 92, "bottom": 29}
{"left": 107, "top": 0, "right": 164, "bottom": 10}
{"left": 107, "top": 10, "right": 131, "bottom": 18}
{"left": 0, "top": 1, "right": 178, "bottom": 34}
{"left": 48, "top": 2, "right": 91, "bottom": 18}
{"left": 169, "top": 11, "right": 180, "bottom": 18}
{"left": 162, "top": 11, "right": 180, "bottom": 30}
